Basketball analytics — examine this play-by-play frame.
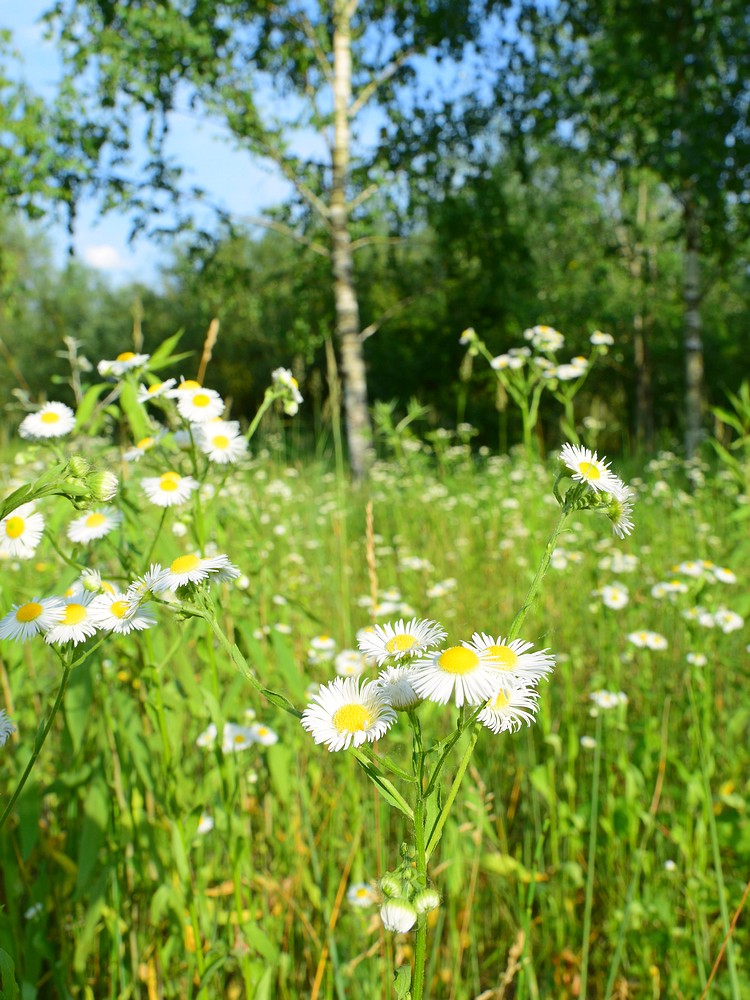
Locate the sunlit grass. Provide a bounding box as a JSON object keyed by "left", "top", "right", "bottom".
{"left": 1, "top": 443, "right": 749, "bottom": 998}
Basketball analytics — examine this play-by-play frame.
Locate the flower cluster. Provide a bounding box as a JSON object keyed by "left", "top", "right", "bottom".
{"left": 300, "top": 617, "right": 555, "bottom": 751}
{"left": 558, "top": 443, "right": 635, "bottom": 538}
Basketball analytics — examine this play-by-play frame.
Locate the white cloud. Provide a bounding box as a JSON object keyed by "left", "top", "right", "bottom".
{"left": 83, "top": 244, "right": 129, "bottom": 272}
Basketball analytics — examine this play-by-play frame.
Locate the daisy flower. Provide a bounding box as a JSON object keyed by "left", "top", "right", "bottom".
{"left": 628, "top": 630, "right": 668, "bottom": 650}
{"left": 196, "top": 421, "right": 248, "bottom": 464}
{"left": 357, "top": 618, "right": 447, "bottom": 666}
{"left": 300, "top": 677, "right": 397, "bottom": 752}
{"left": 523, "top": 324, "right": 564, "bottom": 352}
{"left": 0, "top": 503, "right": 45, "bottom": 559}
{"left": 18, "top": 402, "right": 76, "bottom": 440}
{"left": 141, "top": 471, "right": 199, "bottom": 507}
{"left": 603, "top": 483, "right": 636, "bottom": 538}
{"left": 375, "top": 665, "right": 421, "bottom": 710}
{"left": 598, "top": 584, "right": 629, "bottom": 609}
{"left": 67, "top": 508, "right": 123, "bottom": 544}
{"left": 196, "top": 813, "right": 214, "bottom": 835}
{"left": 590, "top": 330, "right": 614, "bottom": 346}
{"left": 159, "top": 553, "right": 240, "bottom": 590}
{"left": 89, "top": 592, "right": 156, "bottom": 634}
{"left": 334, "top": 649, "right": 369, "bottom": 677}
{"left": 470, "top": 633, "right": 555, "bottom": 686}
{"left": 222, "top": 723, "right": 256, "bottom": 753}
{"left": 123, "top": 435, "right": 160, "bottom": 462}
{"left": 347, "top": 883, "right": 379, "bottom": 908}
{"left": 0, "top": 709, "right": 16, "bottom": 746}
{"left": 196, "top": 723, "right": 217, "bottom": 748}
{"left": 137, "top": 379, "right": 177, "bottom": 403}
{"left": 97, "top": 352, "right": 150, "bottom": 377}
{"left": 248, "top": 722, "right": 278, "bottom": 746}
{"left": 44, "top": 595, "right": 99, "bottom": 646}
{"left": 0, "top": 597, "right": 65, "bottom": 641}
{"left": 271, "top": 368, "right": 304, "bottom": 415}
{"left": 411, "top": 641, "right": 499, "bottom": 707}
{"left": 176, "top": 387, "right": 225, "bottom": 424}
{"left": 589, "top": 690, "right": 628, "bottom": 710}
{"left": 477, "top": 681, "right": 540, "bottom": 734}
{"left": 714, "top": 608, "right": 744, "bottom": 633}
{"left": 559, "top": 442, "right": 622, "bottom": 496}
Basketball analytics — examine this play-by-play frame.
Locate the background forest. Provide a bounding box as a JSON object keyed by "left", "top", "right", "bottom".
{"left": 1, "top": 0, "right": 748, "bottom": 465}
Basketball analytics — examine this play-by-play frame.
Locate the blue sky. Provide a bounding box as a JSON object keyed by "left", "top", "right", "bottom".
{"left": 3, "top": 4, "right": 291, "bottom": 284}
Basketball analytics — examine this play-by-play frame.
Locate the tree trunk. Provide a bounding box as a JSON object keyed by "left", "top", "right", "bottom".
{"left": 633, "top": 180, "right": 654, "bottom": 451}
{"left": 331, "top": 0, "right": 374, "bottom": 481}
{"left": 683, "top": 197, "right": 705, "bottom": 457}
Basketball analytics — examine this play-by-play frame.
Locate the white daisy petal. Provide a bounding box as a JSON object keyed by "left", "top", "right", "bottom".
{"left": 410, "top": 643, "right": 499, "bottom": 708}
{"left": 301, "top": 677, "right": 396, "bottom": 752}
{"left": 357, "top": 618, "right": 447, "bottom": 665}
{"left": 18, "top": 402, "right": 76, "bottom": 440}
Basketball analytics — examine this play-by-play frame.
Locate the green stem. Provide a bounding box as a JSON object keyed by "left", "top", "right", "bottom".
{"left": 425, "top": 724, "right": 480, "bottom": 861}
{"left": 0, "top": 655, "right": 73, "bottom": 832}
{"left": 507, "top": 509, "right": 569, "bottom": 641}
{"left": 412, "top": 794, "right": 428, "bottom": 1000}
{"left": 143, "top": 507, "right": 168, "bottom": 569}
{"left": 688, "top": 675, "right": 741, "bottom": 998}
{"left": 244, "top": 390, "right": 274, "bottom": 444}
{"left": 580, "top": 712, "right": 603, "bottom": 999}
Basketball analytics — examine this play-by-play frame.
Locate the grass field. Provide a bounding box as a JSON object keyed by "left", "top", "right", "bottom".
{"left": 1, "top": 375, "right": 749, "bottom": 999}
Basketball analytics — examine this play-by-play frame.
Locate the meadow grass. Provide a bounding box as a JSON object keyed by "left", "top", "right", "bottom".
{"left": 1, "top": 435, "right": 749, "bottom": 1000}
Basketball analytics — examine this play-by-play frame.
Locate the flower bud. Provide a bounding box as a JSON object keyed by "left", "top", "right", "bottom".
{"left": 413, "top": 888, "right": 441, "bottom": 914}
{"left": 380, "top": 898, "right": 417, "bottom": 933}
{"left": 68, "top": 456, "right": 91, "bottom": 478}
{"left": 90, "top": 471, "right": 119, "bottom": 502}
{"left": 379, "top": 873, "right": 402, "bottom": 898}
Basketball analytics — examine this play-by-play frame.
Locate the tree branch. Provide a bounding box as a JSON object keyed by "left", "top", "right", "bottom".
{"left": 255, "top": 139, "right": 331, "bottom": 225}
{"left": 351, "top": 234, "right": 409, "bottom": 253}
{"left": 359, "top": 288, "right": 435, "bottom": 342}
{"left": 347, "top": 182, "right": 379, "bottom": 213}
{"left": 349, "top": 47, "right": 416, "bottom": 118}
{"left": 293, "top": 12, "right": 334, "bottom": 84}
{"left": 238, "top": 215, "right": 331, "bottom": 257}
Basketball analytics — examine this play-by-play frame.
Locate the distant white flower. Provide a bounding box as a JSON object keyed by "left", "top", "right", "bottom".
{"left": 197, "top": 813, "right": 214, "bottom": 834}
{"left": 222, "top": 723, "right": 256, "bottom": 752}
{"left": 196, "top": 420, "right": 248, "bottom": 464}
{"left": 686, "top": 652, "right": 707, "bottom": 667}
{"left": 98, "top": 352, "right": 150, "bottom": 377}
{"left": 524, "top": 324, "right": 564, "bottom": 352}
{"left": 334, "top": 649, "right": 368, "bottom": 677}
{"left": 590, "top": 330, "right": 614, "bottom": 346}
{"left": 714, "top": 608, "right": 744, "bottom": 633}
{"left": 141, "top": 471, "right": 199, "bottom": 507}
{"left": 628, "top": 630, "right": 668, "bottom": 650}
{"left": 248, "top": 722, "right": 278, "bottom": 746}
{"left": 598, "top": 584, "right": 629, "bottom": 609}
{"left": 196, "top": 723, "right": 217, "bottom": 748}
{"left": 271, "top": 368, "right": 304, "bottom": 415}
{"left": 137, "top": 379, "right": 176, "bottom": 403}
{"left": 18, "top": 402, "right": 76, "bottom": 440}
{"left": 123, "top": 435, "right": 160, "bottom": 462}
{"left": 67, "top": 508, "right": 123, "bottom": 544}
{"left": 713, "top": 567, "right": 737, "bottom": 584}
{"left": 589, "top": 690, "right": 627, "bottom": 710}
{"left": 347, "top": 882, "right": 379, "bottom": 908}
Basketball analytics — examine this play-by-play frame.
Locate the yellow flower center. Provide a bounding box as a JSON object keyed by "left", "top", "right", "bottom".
{"left": 137, "top": 436, "right": 154, "bottom": 449}
{"left": 5, "top": 517, "right": 25, "bottom": 539}
{"left": 63, "top": 604, "right": 87, "bottom": 625}
{"left": 332, "top": 703, "right": 371, "bottom": 733}
{"left": 159, "top": 473, "right": 181, "bottom": 492}
{"left": 192, "top": 393, "right": 210, "bottom": 408}
{"left": 490, "top": 689, "right": 511, "bottom": 710}
{"left": 110, "top": 600, "right": 129, "bottom": 619}
{"left": 437, "top": 646, "right": 480, "bottom": 675}
{"left": 116, "top": 351, "right": 136, "bottom": 362}
{"left": 16, "top": 602, "right": 43, "bottom": 622}
{"left": 40, "top": 411, "right": 60, "bottom": 424}
{"left": 487, "top": 644, "right": 518, "bottom": 670}
{"left": 179, "top": 380, "right": 201, "bottom": 391}
{"left": 147, "top": 384, "right": 162, "bottom": 394}
{"left": 170, "top": 554, "right": 202, "bottom": 574}
{"left": 233, "top": 734, "right": 247, "bottom": 745}
{"left": 85, "top": 513, "right": 107, "bottom": 528}
{"left": 255, "top": 727, "right": 269, "bottom": 737}
{"left": 386, "top": 633, "right": 418, "bottom": 653}
{"left": 578, "top": 461, "right": 600, "bottom": 480}
{"left": 212, "top": 435, "right": 230, "bottom": 449}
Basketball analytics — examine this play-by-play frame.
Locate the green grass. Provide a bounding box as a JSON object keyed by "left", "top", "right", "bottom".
{"left": 1, "top": 443, "right": 749, "bottom": 999}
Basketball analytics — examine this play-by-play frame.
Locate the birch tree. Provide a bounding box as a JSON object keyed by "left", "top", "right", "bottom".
{"left": 515, "top": 0, "right": 750, "bottom": 455}
{"left": 43, "top": 0, "right": 504, "bottom": 478}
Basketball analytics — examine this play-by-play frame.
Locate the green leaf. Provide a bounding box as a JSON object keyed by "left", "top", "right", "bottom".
{"left": 393, "top": 965, "right": 412, "bottom": 999}
{"left": 74, "top": 382, "right": 111, "bottom": 431}
{"left": 0, "top": 948, "right": 20, "bottom": 1000}
{"left": 253, "top": 966, "right": 275, "bottom": 1000}
{"left": 76, "top": 778, "right": 109, "bottom": 893}
{"left": 73, "top": 873, "right": 107, "bottom": 973}
{"left": 118, "top": 379, "right": 151, "bottom": 441}
{"left": 148, "top": 329, "right": 184, "bottom": 366}
{"left": 63, "top": 657, "right": 95, "bottom": 754}
{"left": 266, "top": 743, "right": 292, "bottom": 804}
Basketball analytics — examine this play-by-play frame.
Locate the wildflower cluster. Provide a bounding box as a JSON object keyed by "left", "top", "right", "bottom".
{"left": 301, "top": 618, "right": 555, "bottom": 751}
